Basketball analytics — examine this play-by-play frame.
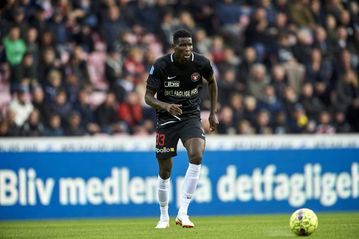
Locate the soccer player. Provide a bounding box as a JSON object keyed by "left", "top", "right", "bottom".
{"left": 145, "top": 29, "right": 219, "bottom": 229}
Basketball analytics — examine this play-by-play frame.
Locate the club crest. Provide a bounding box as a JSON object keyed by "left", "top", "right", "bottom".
{"left": 191, "top": 72, "right": 200, "bottom": 82}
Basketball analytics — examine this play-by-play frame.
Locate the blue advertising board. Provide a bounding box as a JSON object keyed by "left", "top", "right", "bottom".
{"left": 0, "top": 147, "right": 358, "bottom": 220}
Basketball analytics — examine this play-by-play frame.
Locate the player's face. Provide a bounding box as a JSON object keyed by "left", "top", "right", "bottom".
{"left": 174, "top": 37, "right": 193, "bottom": 63}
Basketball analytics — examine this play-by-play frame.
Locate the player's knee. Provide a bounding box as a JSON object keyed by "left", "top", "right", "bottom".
{"left": 188, "top": 151, "right": 203, "bottom": 165}
{"left": 159, "top": 170, "right": 171, "bottom": 179}
{"left": 159, "top": 164, "right": 172, "bottom": 179}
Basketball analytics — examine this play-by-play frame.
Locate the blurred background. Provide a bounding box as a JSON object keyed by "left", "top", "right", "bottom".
{"left": 0, "top": 0, "right": 358, "bottom": 220}
{"left": 0, "top": 0, "right": 358, "bottom": 136}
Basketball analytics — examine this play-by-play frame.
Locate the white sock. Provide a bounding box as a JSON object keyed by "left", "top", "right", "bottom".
{"left": 178, "top": 163, "right": 201, "bottom": 217}
{"left": 158, "top": 176, "right": 170, "bottom": 221}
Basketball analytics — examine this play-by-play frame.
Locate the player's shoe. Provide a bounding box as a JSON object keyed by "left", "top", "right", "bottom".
{"left": 175, "top": 215, "right": 194, "bottom": 228}
{"left": 155, "top": 220, "right": 170, "bottom": 229}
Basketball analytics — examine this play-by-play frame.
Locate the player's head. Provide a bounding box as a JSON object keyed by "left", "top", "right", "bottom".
{"left": 173, "top": 29, "right": 193, "bottom": 63}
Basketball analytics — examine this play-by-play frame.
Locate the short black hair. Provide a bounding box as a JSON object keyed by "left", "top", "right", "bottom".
{"left": 173, "top": 29, "right": 192, "bottom": 43}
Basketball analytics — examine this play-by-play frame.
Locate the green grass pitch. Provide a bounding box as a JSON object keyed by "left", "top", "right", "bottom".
{"left": 0, "top": 213, "right": 358, "bottom": 239}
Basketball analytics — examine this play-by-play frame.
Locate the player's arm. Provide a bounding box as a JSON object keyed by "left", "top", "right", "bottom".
{"left": 206, "top": 75, "right": 219, "bottom": 132}
{"left": 145, "top": 88, "right": 182, "bottom": 116}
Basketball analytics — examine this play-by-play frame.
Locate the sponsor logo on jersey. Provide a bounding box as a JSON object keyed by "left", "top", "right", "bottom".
{"left": 164, "top": 81, "right": 180, "bottom": 87}
{"left": 164, "top": 88, "right": 198, "bottom": 97}
{"left": 156, "top": 147, "right": 175, "bottom": 153}
{"left": 191, "top": 72, "right": 201, "bottom": 82}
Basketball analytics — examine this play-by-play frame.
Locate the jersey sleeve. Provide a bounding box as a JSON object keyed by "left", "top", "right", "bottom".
{"left": 146, "top": 63, "right": 163, "bottom": 92}
{"left": 201, "top": 58, "right": 214, "bottom": 81}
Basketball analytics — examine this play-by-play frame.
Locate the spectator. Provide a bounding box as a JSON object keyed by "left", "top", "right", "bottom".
{"left": 29, "top": 4, "right": 48, "bottom": 34}
{"left": 64, "top": 74, "right": 81, "bottom": 105}
{"left": 123, "top": 47, "right": 145, "bottom": 76}
{"left": 325, "top": 14, "right": 338, "bottom": 45}
{"left": 255, "top": 109, "right": 272, "bottom": 134}
{"left": 0, "top": 109, "right": 19, "bottom": 136}
{"left": 9, "top": 7, "right": 28, "bottom": 38}
{"left": 217, "top": 47, "right": 240, "bottom": 74}
{"left": 210, "top": 35, "right": 226, "bottom": 64}
{"left": 133, "top": 0, "right": 161, "bottom": 34}
{"left": 282, "top": 56, "right": 305, "bottom": 96}
{"left": 273, "top": 111, "right": 290, "bottom": 134}
{"left": 15, "top": 52, "right": 38, "bottom": 84}
{"left": 245, "top": 7, "right": 271, "bottom": 62}
{"left": 177, "top": 11, "right": 197, "bottom": 35}
{"left": 117, "top": 91, "right": 143, "bottom": 133}
{"left": 293, "top": 28, "right": 313, "bottom": 65}
{"left": 258, "top": 84, "right": 284, "bottom": 116}
{"left": 74, "top": 88, "right": 100, "bottom": 135}
{"left": 25, "top": 27, "right": 40, "bottom": 71}
{"left": 248, "top": 63, "right": 270, "bottom": 101}
{"left": 65, "top": 111, "right": 86, "bottom": 136}
{"left": 3, "top": 25, "right": 27, "bottom": 66}
{"left": 305, "top": 48, "right": 333, "bottom": 106}
{"left": 38, "top": 47, "right": 63, "bottom": 85}
{"left": 268, "top": 12, "right": 289, "bottom": 44}
{"left": 216, "top": 0, "right": 242, "bottom": 30}
{"left": 8, "top": 85, "right": 33, "bottom": 127}
{"left": 73, "top": 23, "right": 95, "bottom": 53}
{"left": 19, "top": 109, "right": 45, "bottom": 136}
{"left": 218, "top": 68, "right": 239, "bottom": 106}
{"left": 310, "top": 0, "right": 326, "bottom": 26}
{"left": 237, "top": 47, "right": 257, "bottom": 92}
{"left": 289, "top": 0, "right": 315, "bottom": 28}
{"left": 194, "top": 29, "right": 211, "bottom": 56}
{"left": 282, "top": 86, "right": 299, "bottom": 121}
{"left": 217, "top": 106, "right": 236, "bottom": 135}
{"left": 237, "top": 119, "right": 255, "bottom": 135}
{"left": 290, "top": 103, "right": 311, "bottom": 134}
{"left": 299, "top": 82, "right": 325, "bottom": 120}
{"left": 44, "top": 114, "right": 64, "bottom": 137}
{"left": 271, "top": 64, "right": 288, "bottom": 100}
{"left": 333, "top": 111, "right": 351, "bottom": 133}
{"left": 47, "top": 89, "right": 72, "bottom": 124}
{"left": 48, "top": 10, "right": 70, "bottom": 47}
{"left": 260, "top": 0, "right": 277, "bottom": 25}
{"left": 313, "top": 26, "right": 332, "bottom": 59}
{"left": 31, "top": 83, "right": 47, "bottom": 121}
{"left": 44, "top": 69, "right": 62, "bottom": 102}
{"left": 65, "top": 46, "right": 90, "bottom": 85}
{"left": 39, "top": 31, "right": 58, "bottom": 57}
{"left": 243, "top": 95, "right": 258, "bottom": 127}
{"left": 160, "top": 11, "right": 179, "bottom": 50}
{"left": 315, "top": 111, "right": 336, "bottom": 134}
{"left": 3, "top": 25, "right": 27, "bottom": 92}
{"left": 104, "top": 45, "right": 123, "bottom": 89}
{"left": 101, "top": 5, "right": 128, "bottom": 47}
{"left": 334, "top": 70, "right": 359, "bottom": 112}
{"left": 116, "top": 73, "right": 136, "bottom": 99}
{"left": 95, "top": 91, "right": 128, "bottom": 134}
{"left": 229, "top": 93, "right": 245, "bottom": 125}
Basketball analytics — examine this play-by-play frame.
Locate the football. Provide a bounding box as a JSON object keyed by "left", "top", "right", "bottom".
{"left": 289, "top": 208, "right": 318, "bottom": 236}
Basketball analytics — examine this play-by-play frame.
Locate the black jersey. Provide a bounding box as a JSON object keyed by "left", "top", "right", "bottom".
{"left": 146, "top": 52, "right": 213, "bottom": 124}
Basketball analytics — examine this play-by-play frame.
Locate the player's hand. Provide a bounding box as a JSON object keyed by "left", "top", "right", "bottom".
{"left": 208, "top": 112, "right": 219, "bottom": 132}
{"left": 165, "top": 103, "right": 182, "bottom": 116}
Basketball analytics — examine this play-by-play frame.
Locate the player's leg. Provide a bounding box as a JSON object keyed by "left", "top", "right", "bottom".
{"left": 156, "top": 157, "right": 172, "bottom": 229}
{"left": 155, "top": 128, "right": 179, "bottom": 229}
{"left": 176, "top": 133, "right": 205, "bottom": 228}
{"left": 176, "top": 119, "right": 206, "bottom": 227}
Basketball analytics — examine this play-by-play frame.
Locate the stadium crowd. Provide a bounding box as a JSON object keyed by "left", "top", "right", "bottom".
{"left": 0, "top": 0, "right": 358, "bottom": 137}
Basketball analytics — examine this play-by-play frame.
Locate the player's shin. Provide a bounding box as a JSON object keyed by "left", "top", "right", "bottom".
{"left": 158, "top": 175, "right": 170, "bottom": 222}
{"left": 178, "top": 163, "right": 201, "bottom": 217}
